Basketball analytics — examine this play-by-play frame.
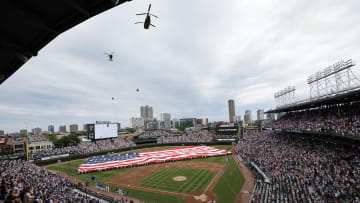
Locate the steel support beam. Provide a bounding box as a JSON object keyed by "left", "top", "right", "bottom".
{"left": 63, "top": 0, "right": 91, "bottom": 17}
{"left": 8, "top": 2, "right": 57, "bottom": 34}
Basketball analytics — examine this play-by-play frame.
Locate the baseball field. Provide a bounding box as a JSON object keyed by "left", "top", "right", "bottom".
{"left": 47, "top": 146, "right": 245, "bottom": 203}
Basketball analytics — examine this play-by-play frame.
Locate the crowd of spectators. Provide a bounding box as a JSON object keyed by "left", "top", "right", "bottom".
{"left": 268, "top": 103, "right": 360, "bottom": 137}
{"left": 157, "top": 130, "right": 215, "bottom": 143}
{"left": 30, "top": 137, "right": 136, "bottom": 160}
{"left": 138, "top": 130, "right": 175, "bottom": 139}
{"left": 28, "top": 135, "right": 49, "bottom": 142}
{"left": 236, "top": 131, "right": 360, "bottom": 202}
{"left": 0, "top": 160, "right": 97, "bottom": 202}
{"left": 0, "top": 152, "right": 26, "bottom": 160}
{"left": 0, "top": 160, "right": 132, "bottom": 202}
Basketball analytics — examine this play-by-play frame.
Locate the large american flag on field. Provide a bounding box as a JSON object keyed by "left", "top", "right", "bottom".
{"left": 77, "top": 146, "right": 231, "bottom": 173}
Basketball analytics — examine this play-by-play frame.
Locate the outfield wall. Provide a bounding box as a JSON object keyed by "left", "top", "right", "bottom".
{"left": 35, "top": 141, "right": 233, "bottom": 166}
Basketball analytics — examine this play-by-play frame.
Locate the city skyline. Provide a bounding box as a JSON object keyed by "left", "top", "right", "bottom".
{"left": 1, "top": 104, "right": 265, "bottom": 133}
{"left": 1, "top": 0, "right": 360, "bottom": 132}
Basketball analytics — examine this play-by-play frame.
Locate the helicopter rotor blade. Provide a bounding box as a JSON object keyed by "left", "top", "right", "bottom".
{"left": 150, "top": 14, "right": 158, "bottom": 18}
{"left": 135, "top": 22, "right": 144, "bottom": 24}
{"left": 150, "top": 24, "right": 156, "bottom": 27}
{"left": 148, "top": 4, "right": 151, "bottom": 12}
{"left": 136, "top": 13, "right": 146, "bottom": 15}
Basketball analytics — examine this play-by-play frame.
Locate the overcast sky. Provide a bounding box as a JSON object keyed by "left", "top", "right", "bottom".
{"left": 1, "top": 0, "right": 360, "bottom": 133}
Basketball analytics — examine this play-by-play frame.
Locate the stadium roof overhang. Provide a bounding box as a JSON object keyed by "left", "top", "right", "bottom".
{"left": 266, "top": 88, "right": 360, "bottom": 113}
{"left": 0, "top": 0, "right": 131, "bottom": 85}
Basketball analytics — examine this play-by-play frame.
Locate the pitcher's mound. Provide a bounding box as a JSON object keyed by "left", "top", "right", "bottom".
{"left": 173, "top": 176, "right": 187, "bottom": 181}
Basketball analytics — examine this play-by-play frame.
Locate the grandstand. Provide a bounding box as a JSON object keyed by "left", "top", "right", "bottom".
{"left": 238, "top": 131, "right": 360, "bottom": 202}
{"left": 245, "top": 59, "right": 360, "bottom": 202}
{"left": 30, "top": 137, "right": 135, "bottom": 160}
{"left": 2, "top": 1, "right": 360, "bottom": 202}
{"left": 266, "top": 59, "right": 360, "bottom": 141}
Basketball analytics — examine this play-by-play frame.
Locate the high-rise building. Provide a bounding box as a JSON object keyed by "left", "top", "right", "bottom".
{"left": 160, "top": 113, "right": 171, "bottom": 129}
{"left": 205, "top": 118, "right": 209, "bottom": 125}
{"left": 140, "top": 105, "right": 153, "bottom": 121}
{"left": 130, "top": 117, "right": 145, "bottom": 129}
{"left": 145, "top": 119, "right": 159, "bottom": 130}
{"left": 59, "top": 125, "right": 67, "bottom": 133}
{"left": 257, "top": 109, "right": 264, "bottom": 121}
{"left": 244, "top": 110, "right": 252, "bottom": 123}
{"left": 20, "top": 129, "right": 27, "bottom": 135}
{"left": 70, "top": 124, "right": 78, "bottom": 133}
{"left": 0, "top": 130, "right": 4, "bottom": 136}
{"left": 32, "top": 127, "right": 42, "bottom": 135}
{"left": 48, "top": 125, "right": 54, "bottom": 133}
{"left": 159, "top": 113, "right": 171, "bottom": 121}
{"left": 172, "top": 118, "right": 180, "bottom": 128}
{"left": 228, "top": 99, "right": 236, "bottom": 123}
{"left": 83, "top": 124, "right": 88, "bottom": 131}
{"left": 179, "top": 118, "right": 196, "bottom": 128}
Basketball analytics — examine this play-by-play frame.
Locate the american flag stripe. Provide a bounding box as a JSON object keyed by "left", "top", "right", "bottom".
{"left": 77, "top": 146, "right": 231, "bottom": 173}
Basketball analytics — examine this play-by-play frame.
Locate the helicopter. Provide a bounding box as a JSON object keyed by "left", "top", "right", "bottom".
{"left": 104, "top": 52, "right": 115, "bottom": 61}
{"left": 135, "top": 4, "right": 158, "bottom": 29}
{"left": 136, "top": 88, "right": 139, "bottom": 92}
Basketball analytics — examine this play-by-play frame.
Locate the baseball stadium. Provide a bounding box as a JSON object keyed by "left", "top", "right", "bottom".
{"left": 1, "top": 1, "right": 360, "bottom": 203}
{"left": 43, "top": 144, "right": 247, "bottom": 203}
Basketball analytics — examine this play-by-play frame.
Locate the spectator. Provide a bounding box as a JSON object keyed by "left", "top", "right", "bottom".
{"left": 236, "top": 131, "right": 360, "bottom": 202}
{"left": 30, "top": 137, "right": 136, "bottom": 160}
{"left": 157, "top": 130, "right": 215, "bottom": 144}
{"left": 267, "top": 102, "right": 360, "bottom": 137}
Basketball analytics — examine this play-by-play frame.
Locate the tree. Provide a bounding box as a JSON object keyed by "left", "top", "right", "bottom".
{"left": 126, "top": 128, "right": 136, "bottom": 133}
{"left": 253, "top": 120, "right": 262, "bottom": 128}
{"left": 44, "top": 133, "right": 57, "bottom": 142}
{"left": 53, "top": 134, "right": 80, "bottom": 147}
{"left": 176, "top": 125, "right": 192, "bottom": 132}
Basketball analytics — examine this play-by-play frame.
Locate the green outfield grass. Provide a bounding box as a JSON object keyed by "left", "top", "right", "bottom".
{"left": 110, "top": 186, "right": 186, "bottom": 203}
{"left": 47, "top": 160, "right": 131, "bottom": 185}
{"left": 141, "top": 167, "right": 215, "bottom": 194}
{"left": 46, "top": 145, "right": 241, "bottom": 203}
{"left": 212, "top": 156, "right": 245, "bottom": 203}
{"left": 187, "top": 146, "right": 245, "bottom": 202}
{"left": 48, "top": 159, "right": 186, "bottom": 203}
{"left": 215, "top": 146, "right": 233, "bottom": 151}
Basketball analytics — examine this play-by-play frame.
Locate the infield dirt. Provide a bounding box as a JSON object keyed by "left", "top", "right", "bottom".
{"left": 105, "top": 161, "right": 227, "bottom": 202}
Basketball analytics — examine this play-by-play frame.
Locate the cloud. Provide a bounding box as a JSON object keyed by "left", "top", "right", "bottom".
{"left": 1, "top": 0, "right": 360, "bottom": 132}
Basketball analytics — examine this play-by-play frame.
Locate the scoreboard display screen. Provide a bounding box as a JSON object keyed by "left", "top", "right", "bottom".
{"left": 94, "top": 123, "right": 118, "bottom": 139}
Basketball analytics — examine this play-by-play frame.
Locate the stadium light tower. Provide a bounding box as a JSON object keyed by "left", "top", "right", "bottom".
{"left": 274, "top": 86, "right": 297, "bottom": 107}
{"left": 307, "top": 59, "right": 360, "bottom": 99}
